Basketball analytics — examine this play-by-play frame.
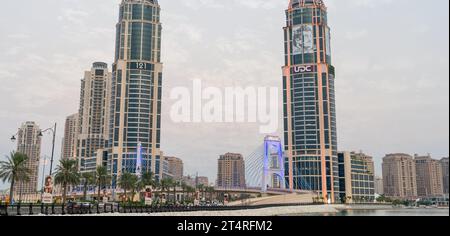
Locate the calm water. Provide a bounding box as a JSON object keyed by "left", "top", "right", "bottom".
{"left": 299, "top": 208, "right": 449, "bottom": 216}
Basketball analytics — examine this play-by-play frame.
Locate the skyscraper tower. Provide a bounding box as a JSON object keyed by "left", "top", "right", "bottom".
{"left": 77, "top": 62, "right": 112, "bottom": 172}
{"left": 14, "top": 121, "right": 42, "bottom": 195}
{"left": 109, "top": 0, "right": 163, "bottom": 186}
{"left": 61, "top": 113, "right": 78, "bottom": 160}
{"left": 282, "top": 0, "right": 338, "bottom": 202}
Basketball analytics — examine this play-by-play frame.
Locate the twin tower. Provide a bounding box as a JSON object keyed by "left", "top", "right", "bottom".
{"left": 77, "top": 0, "right": 338, "bottom": 202}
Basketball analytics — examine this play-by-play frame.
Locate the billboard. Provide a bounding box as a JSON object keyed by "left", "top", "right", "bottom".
{"left": 44, "top": 175, "right": 53, "bottom": 194}
{"left": 293, "top": 24, "right": 314, "bottom": 55}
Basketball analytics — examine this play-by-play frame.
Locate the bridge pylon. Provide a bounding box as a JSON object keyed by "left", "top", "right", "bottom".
{"left": 262, "top": 136, "right": 286, "bottom": 193}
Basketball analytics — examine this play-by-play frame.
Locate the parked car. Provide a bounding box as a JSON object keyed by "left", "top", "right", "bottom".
{"left": 66, "top": 202, "right": 91, "bottom": 214}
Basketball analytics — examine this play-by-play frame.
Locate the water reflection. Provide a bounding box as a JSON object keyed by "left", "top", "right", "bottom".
{"left": 288, "top": 209, "right": 449, "bottom": 216}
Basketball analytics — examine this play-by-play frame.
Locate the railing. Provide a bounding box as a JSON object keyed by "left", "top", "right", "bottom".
{"left": 0, "top": 202, "right": 324, "bottom": 216}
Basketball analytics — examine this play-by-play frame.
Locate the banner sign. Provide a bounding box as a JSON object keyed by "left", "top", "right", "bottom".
{"left": 291, "top": 65, "right": 317, "bottom": 74}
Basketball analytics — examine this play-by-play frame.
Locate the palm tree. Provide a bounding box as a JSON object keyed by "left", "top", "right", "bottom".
{"left": 206, "top": 186, "right": 215, "bottom": 202}
{"left": 197, "top": 184, "right": 205, "bottom": 201}
{"left": 140, "top": 171, "right": 156, "bottom": 191}
{"left": 181, "top": 182, "right": 188, "bottom": 203}
{"left": 172, "top": 180, "right": 180, "bottom": 203}
{"left": 160, "top": 178, "right": 173, "bottom": 203}
{"left": 95, "top": 166, "right": 111, "bottom": 202}
{"left": 0, "top": 152, "right": 31, "bottom": 204}
{"left": 54, "top": 159, "right": 80, "bottom": 204}
{"left": 81, "top": 172, "right": 95, "bottom": 201}
{"left": 119, "top": 172, "right": 138, "bottom": 202}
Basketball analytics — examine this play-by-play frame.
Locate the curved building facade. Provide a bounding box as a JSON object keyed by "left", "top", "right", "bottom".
{"left": 109, "top": 0, "right": 163, "bottom": 186}
{"left": 282, "top": 0, "right": 339, "bottom": 202}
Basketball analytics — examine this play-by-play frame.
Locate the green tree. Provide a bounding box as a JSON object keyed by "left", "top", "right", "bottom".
{"left": 81, "top": 172, "right": 95, "bottom": 201}
{"left": 119, "top": 172, "right": 138, "bottom": 202}
{"left": 197, "top": 184, "right": 205, "bottom": 200}
{"left": 180, "top": 182, "right": 188, "bottom": 203}
{"left": 95, "top": 166, "right": 111, "bottom": 202}
{"left": 172, "top": 180, "right": 180, "bottom": 203}
{"left": 54, "top": 159, "right": 80, "bottom": 204}
{"left": 205, "top": 186, "right": 215, "bottom": 202}
{"left": 140, "top": 171, "right": 157, "bottom": 193}
{"left": 160, "top": 178, "right": 173, "bottom": 203}
{"left": 0, "top": 152, "right": 31, "bottom": 204}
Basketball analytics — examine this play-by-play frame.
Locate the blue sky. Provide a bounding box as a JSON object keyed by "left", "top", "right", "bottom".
{"left": 0, "top": 0, "right": 449, "bottom": 190}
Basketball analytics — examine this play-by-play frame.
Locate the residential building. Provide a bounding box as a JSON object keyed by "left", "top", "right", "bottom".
{"left": 14, "top": 121, "right": 42, "bottom": 195}
{"left": 61, "top": 113, "right": 78, "bottom": 160}
{"left": 163, "top": 156, "right": 184, "bottom": 180}
{"left": 414, "top": 154, "right": 444, "bottom": 197}
{"left": 382, "top": 154, "right": 417, "bottom": 199}
{"left": 76, "top": 62, "right": 111, "bottom": 172}
{"left": 217, "top": 153, "right": 246, "bottom": 189}
{"left": 440, "top": 157, "right": 449, "bottom": 195}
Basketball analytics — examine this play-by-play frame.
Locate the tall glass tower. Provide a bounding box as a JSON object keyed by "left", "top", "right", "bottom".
{"left": 109, "top": 0, "right": 163, "bottom": 186}
{"left": 282, "top": 0, "right": 339, "bottom": 202}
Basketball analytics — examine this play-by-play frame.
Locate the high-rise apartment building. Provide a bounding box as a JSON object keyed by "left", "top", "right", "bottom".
{"left": 440, "top": 157, "right": 449, "bottom": 195}
{"left": 414, "top": 154, "right": 444, "bottom": 197}
{"left": 338, "top": 152, "right": 375, "bottom": 203}
{"left": 76, "top": 62, "right": 112, "bottom": 172}
{"left": 109, "top": 0, "right": 164, "bottom": 185}
{"left": 61, "top": 113, "right": 78, "bottom": 160}
{"left": 382, "top": 154, "right": 417, "bottom": 199}
{"left": 217, "top": 153, "right": 246, "bottom": 189}
{"left": 283, "top": 0, "right": 338, "bottom": 202}
{"left": 163, "top": 156, "right": 184, "bottom": 180}
{"left": 14, "top": 122, "right": 42, "bottom": 195}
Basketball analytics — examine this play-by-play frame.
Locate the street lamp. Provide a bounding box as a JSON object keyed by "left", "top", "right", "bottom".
{"left": 10, "top": 131, "right": 19, "bottom": 142}
{"left": 40, "top": 156, "right": 49, "bottom": 202}
{"left": 39, "top": 123, "right": 57, "bottom": 176}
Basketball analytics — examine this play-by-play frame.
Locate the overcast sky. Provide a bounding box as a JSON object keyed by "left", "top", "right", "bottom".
{"left": 0, "top": 0, "right": 449, "bottom": 190}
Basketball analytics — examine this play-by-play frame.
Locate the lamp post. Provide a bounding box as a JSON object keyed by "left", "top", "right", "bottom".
{"left": 39, "top": 123, "right": 57, "bottom": 176}
{"left": 40, "top": 157, "right": 48, "bottom": 202}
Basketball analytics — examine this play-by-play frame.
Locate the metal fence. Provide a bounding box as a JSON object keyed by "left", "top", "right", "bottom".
{"left": 0, "top": 202, "right": 324, "bottom": 216}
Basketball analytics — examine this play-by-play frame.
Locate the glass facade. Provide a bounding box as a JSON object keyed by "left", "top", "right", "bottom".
{"left": 283, "top": 0, "right": 339, "bottom": 202}
{"left": 110, "top": 0, "right": 163, "bottom": 187}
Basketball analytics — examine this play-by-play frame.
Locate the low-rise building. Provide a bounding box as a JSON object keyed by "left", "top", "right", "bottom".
{"left": 338, "top": 151, "right": 375, "bottom": 203}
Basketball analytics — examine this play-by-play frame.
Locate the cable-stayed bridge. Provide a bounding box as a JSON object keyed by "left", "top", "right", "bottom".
{"left": 215, "top": 136, "right": 313, "bottom": 196}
